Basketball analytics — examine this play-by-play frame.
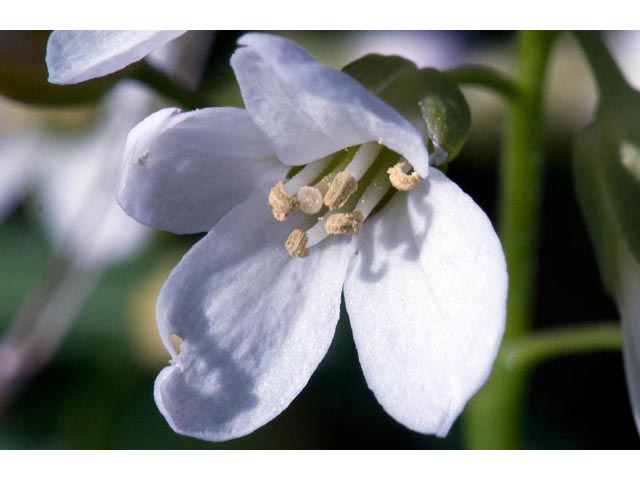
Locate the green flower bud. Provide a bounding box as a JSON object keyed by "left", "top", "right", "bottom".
{"left": 0, "top": 31, "right": 118, "bottom": 106}
{"left": 344, "top": 54, "right": 471, "bottom": 163}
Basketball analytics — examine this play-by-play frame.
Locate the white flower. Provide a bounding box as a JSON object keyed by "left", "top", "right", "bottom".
{"left": 118, "top": 33, "right": 508, "bottom": 441}
{"left": 46, "top": 30, "right": 212, "bottom": 88}
{"left": 0, "top": 81, "right": 154, "bottom": 267}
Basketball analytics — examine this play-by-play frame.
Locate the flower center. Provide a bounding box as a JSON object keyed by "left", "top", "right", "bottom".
{"left": 268, "top": 142, "right": 422, "bottom": 258}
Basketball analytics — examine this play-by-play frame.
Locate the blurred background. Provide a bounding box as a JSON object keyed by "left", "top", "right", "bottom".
{"left": 0, "top": 30, "right": 639, "bottom": 449}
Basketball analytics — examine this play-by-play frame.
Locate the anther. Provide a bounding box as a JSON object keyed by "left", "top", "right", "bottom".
{"left": 324, "top": 171, "right": 358, "bottom": 210}
{"left": 296, "top": 186, "right": 323, "bottom": 215}
{"left": 325, "top": 210, "right": 364, "bottom": 236}
{"left": 269, "top": 181, "right": 299, "bottom": 221}
{"left": 387, "top": 162, "right": 421, "bottom": 191}
{"left": 285, "top": 229, "right": 309, "bottom": 258}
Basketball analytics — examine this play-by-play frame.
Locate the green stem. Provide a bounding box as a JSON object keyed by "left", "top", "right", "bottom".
{"left": 446, "top": 65, "right": 520, "bottom": 101}
{"left": 499, "top": 32, "right": 557, "bottom": 338}
{"left": 464, "top": 31, "right": 557, "bottom": 449}
{"left": 132, "top": 62, "right": 212, "bottom": 109}
{"left": 503, "top": 322, "right": 622, "bottom": 371}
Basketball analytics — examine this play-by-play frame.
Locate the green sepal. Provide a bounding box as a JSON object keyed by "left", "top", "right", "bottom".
{"left": 342, "top": 54, "right": 418, "bottom": 95}
{"left": 414, "top": 68, "right": 471, "bottom": 160}
{"left": 343, "top": 54, "right": 471, "bottom": 161}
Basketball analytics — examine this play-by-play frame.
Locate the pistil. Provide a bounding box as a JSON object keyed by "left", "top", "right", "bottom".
{"left": 297, "top": 186, "right": 324, "bottom": 214}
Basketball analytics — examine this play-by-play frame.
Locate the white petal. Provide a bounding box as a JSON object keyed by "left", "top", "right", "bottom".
{"left": 617, "top": 252, "right": 640, "bottom": 431}
{"left": 343, "top": 167, "right": 507, "bottom": 435}
{"left": 154, "top": 192, "right": 355, "bottom": 441}
{"left": 231, "top": 33, "right": 430, "bottom": 177}
{"left": 47, "top": 30, "right": 186, "bottom": 84}
{"left": 147, "top": 31, "right": 215, "bottom": 90}
{"left": 118, "top": 107, "right": 286, "bottom": 234}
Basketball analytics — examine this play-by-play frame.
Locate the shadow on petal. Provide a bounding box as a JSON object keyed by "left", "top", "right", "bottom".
{"left": 355, "top": 179, "right": 433, "bottom": 283}
{"left": 155, "top": 336, "right": 259, "bottom": 440}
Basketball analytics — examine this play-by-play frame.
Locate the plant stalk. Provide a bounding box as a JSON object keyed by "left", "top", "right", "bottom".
{"left": 464, "top": 30, "right": 557, "bottom": 449}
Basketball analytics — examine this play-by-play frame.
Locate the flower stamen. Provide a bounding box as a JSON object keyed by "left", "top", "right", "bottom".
{"left": 324, "top": 171, "right": 358, "bottom": 210}
{"left": 285, "top": 229, "right": 309, "bottom": 258}
{"left": 283, "top": 154, "right": 333, "bottom": 194}
{"left": 387, "top": 161, "right": 421, "bottom": 191}
{"left": 269, "top": 181, "right": 299, "bottom": 221}
{"left": 322, "top": 142, "right": 383, "bottom": 210}
{"left": 325, "top": 210, "right": 364, "bottom": 236}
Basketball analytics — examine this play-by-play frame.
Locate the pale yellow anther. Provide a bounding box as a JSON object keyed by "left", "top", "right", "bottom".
{"left": 268, "top": 181, "right": 299, "bottom": 221}
{"left": 296, "top": 186, "right": 323, "bottom": 215}
{"left": 387, "top": 162, "right": 421, "bottom": 191}
{"left": 325, "top": 210, "right": 364, "bottom": 236}
{"left": 324, "top": 171, "right": 358, "bottom": 210}
{"left": 285, "top": 229, "right": 309, "bottom": 258}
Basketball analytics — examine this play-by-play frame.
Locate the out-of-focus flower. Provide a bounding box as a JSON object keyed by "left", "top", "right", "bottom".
{"left": 575, "top": 128, "right": 640, "bottom": 433}
{"left": 0, "top": 81, "right": 154, "bottom": 267}
{"left": 119, "top": 33, "right": 507, "bottom": 442}
{"left": 347, "top": 31, "right": 464, "bottom": 70}
{"left": 46, "top": 30, "right": 213, "bottom": 88}
{"left": 573, "top": 34, "right": 640, "bottom": 432}
{"left": 146, "top": 31, "right": 215, "bottom": 90}
{"left": 0, "top": 80, "right": 162, "bottom": 409}
{"left": 0, "top": 29, "right": 216, "bottom": 410}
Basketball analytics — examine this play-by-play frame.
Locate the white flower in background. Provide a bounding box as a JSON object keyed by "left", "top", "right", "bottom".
{"left": 0, "top": 30, "right": 217, "bottom": 408}
{"left": 0, "top": 81, "right": 161, "bottom": 406}
{"left": 46, "top": 30, "right": 213, "bottom": 89}
{"left": 347, "top": 31, "right": 464, "bottom": 69}
{"left": 118, "top": 33, "right": 507, "bottom": 441}
{"left": 0, "top": 81, "right": 155, "bottom": 267}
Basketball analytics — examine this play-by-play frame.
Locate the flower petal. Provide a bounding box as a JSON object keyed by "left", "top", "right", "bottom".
{"left": 231, "top": 33, "right": 430, "bottom": 177}
{"left": 154, "top": 192, "right": 355, "bottom": 441}
{"left": 618, "top": 253, "right": 640, "bottom": 431}
{"left": 343, "top": 168, "right": 507, "bottom": 435}
{"left": 147, "top": 31, "right": 215, "bottom": 90}
{"left": 47, "top": 30, "right": 186, "bottom": 84}
{"left": 118, "top": 106, "right": 286, "bottom": 234}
